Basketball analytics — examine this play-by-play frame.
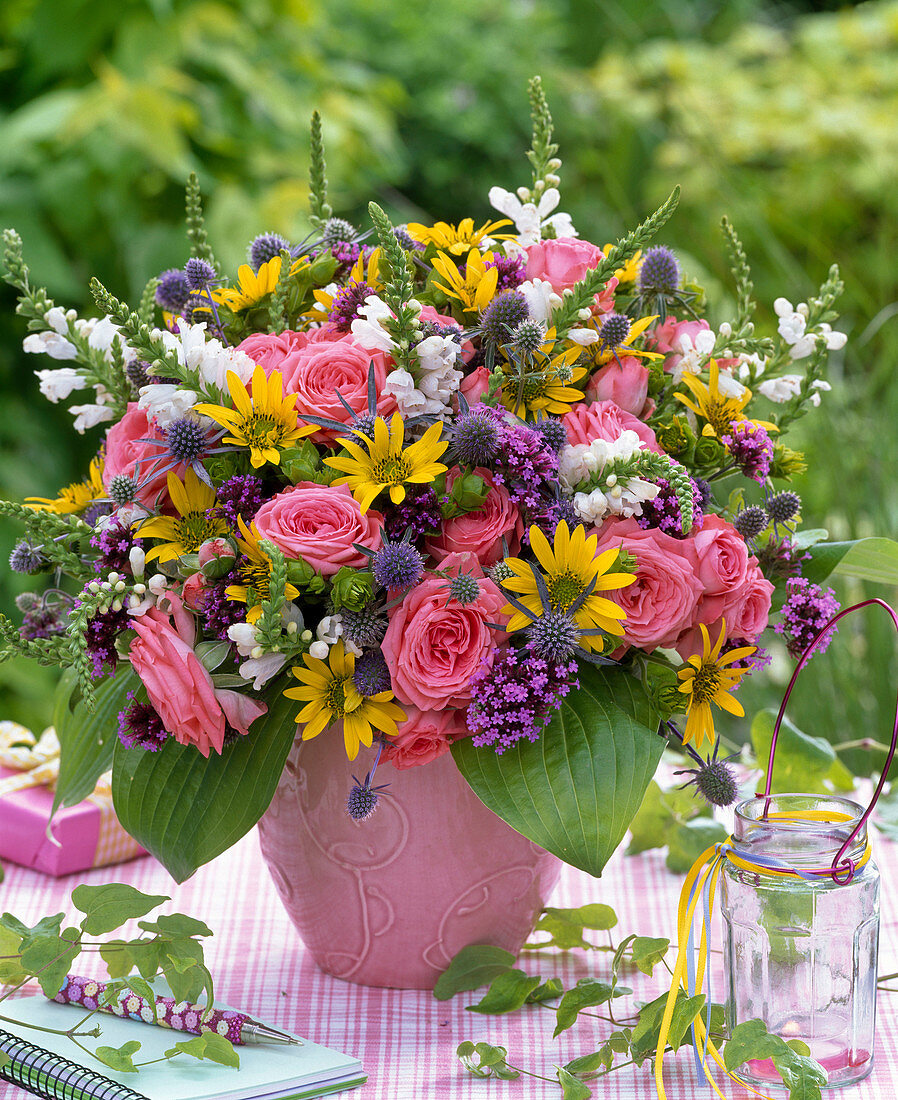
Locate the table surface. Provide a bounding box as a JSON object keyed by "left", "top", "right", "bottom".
{"left": 2, "top": 821, "right": 898, "bottom": 1100}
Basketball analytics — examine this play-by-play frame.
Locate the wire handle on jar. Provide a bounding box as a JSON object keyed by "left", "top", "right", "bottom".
{"left": 760, "top": 597, "right": 898, "bottom": 882}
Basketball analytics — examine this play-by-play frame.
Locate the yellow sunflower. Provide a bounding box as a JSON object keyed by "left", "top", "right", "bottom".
{"left": 284, "top": 640, "right": 406, "bottom": 760}
{"left": 226, "top": 516, "right": 300, "bottom": 624}
{"left": 431, "top": 248, "right": 500, "bottom": 313}
{"left": 212, "top": 257, "right": 283, "bottom": 313}
{"left": 677, "top": 621, "right": 756, "bottom": 749}
{"left": 604, "top": 244, "right": 642, "bottom": 285}
{"left": 138, "top": 469, "right": 228, "bottom": 564}
{"left": 499, "top": 329, "right": 587, "bottom": 416}
{"left": 324, "top": 414, "right": 448, "bottom": 513}
{"left": 406, "top": 218, "right": 512, "bottom": 255}
{"left": 675, "top": 359, "right": 777, "bottom": 440}
{"left": 502, "top": 521, "right": 635, "bottom": 652}
{"left": 26, "top": 455, "right": 105, "bottom": 515}
{"left": 194, "top": 366, "right": 315, "bottom": 468}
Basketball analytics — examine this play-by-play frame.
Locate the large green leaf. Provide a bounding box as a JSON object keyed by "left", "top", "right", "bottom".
{"left": 452, "top": 665, "right": 664, "bottom": 876}
{"left": 804, "top": 537, "right": 898, "bottom": 587}
{"left": 111, "top": 681, "right": 297, "bottom": 883}
{"left": 51, "top": 667, "right": 138, "bottom": 815}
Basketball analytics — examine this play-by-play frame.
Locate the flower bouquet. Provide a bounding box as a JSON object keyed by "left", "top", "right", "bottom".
{"left": 0, "top": 79, "right": 876, "bottom": 948}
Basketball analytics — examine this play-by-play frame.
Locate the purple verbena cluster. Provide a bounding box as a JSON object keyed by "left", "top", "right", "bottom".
{"left": 386, "top": 486, "right": 442, "bottom": 542}
{"left": 637, "top": 476, "right": 704, "bottom": 539}
{"left": 720, "top": 636, "right": 772, "bottom": 685}
{"left": 201, "top": 570, "right": 245, "bottom": 640}
{"left": 216, "top": 475, "right": 265, "bottom": 528}
{"left": 118, "top": 693, "right": 170, "bottom": 751}
{"left": 474, "top": 406, "right": 558, "bottom": 529}
{"left": 721, "top": 420, "right": 774, "bottom": 483}
{"left": 484, "top": 253, "right": 527, "bottom": 290}
{"left": 466, "top": 644, "right": 578, "bottom": 753}
{"left": 84, "top": 605, "right": 131, "bottom": 676}
{"left": 775, "top": 576, "right": 841, "bottom": 659}
{"left": 91, "top": 521, "right": 143, "bottom": 575}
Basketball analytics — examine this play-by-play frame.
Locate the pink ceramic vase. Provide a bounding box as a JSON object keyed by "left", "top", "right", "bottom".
{"left": 257, "top": 731, "right": 562, "bottom": 989}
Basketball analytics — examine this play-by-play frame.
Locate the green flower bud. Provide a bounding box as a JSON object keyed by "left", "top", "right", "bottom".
{"left": 770, "top": 443, "right": 808, "bottom": 481}
{"left": 693, "top": 433, "right": 725, "bottom": 469}
{"left": 654, "top": 418, "right": 695, "bottom": 459}
{"left": 329, "top": 567, "right": 375, "bottom": 612}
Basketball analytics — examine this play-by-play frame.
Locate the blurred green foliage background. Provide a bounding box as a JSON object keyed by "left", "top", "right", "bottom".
{"left": 1, "top": 0, "right": 896, "bottom": 771}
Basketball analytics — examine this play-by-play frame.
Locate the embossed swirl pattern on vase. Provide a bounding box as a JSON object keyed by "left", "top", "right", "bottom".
{"left": 257, "top": 730, "right": 563, "bottom": 989}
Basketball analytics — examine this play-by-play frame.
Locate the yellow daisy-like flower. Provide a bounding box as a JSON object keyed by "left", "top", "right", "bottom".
{"left": 26, "top": 455, "right": 105, "bottom": 514}
{"left": 226, "top": 516, "right": 300, "bottom": 624}
{"left": 213, "top": 257, "right": 283, "bottom": 313}
{"left": 406, "top": 218, "right": 512, "bottom": 255}
{"left": 138, "top": 469, "right": 229, "bottom": 564}
{"left": 675, "top": 359, "right": 778, "bottom": 440}
{"left": 499, "top": 327, "right": 587, "bottom": 416}
{"left": 194, "top": 365, "right": 315, "bottom": 469}
{"left": 604, "top": 244, "right": 642, "bottom": 285}
{"left": 502, "top": 521, "right": 636, "bottom": 652}
{"left": 431, "top": 248, "right": 500, "bottom": 313}
{"left": 284, "top": 640, "right": 406, "bottom": 760}
{"left": 308, "top": 248, "right": 382, "bottom": 321}
{"left": 324, "top": 413, "right": 449, "bottom": 513}
{"left": 677, "top": 621, "right": 756, "bottom": 749}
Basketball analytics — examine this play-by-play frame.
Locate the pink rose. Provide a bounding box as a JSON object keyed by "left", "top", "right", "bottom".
{"left": 181, "top": 572, "right": 209, "bottom": 611}
{"left": 593, "top": 518, "right": 704, "bottom": 651}
{"left": 381, "top": 554, "right": 507, "bottom": 711}
{"left": 723, "top": 562, "right": 774, "bottom": 641}
{"left": 252, "top": 482, "right": 383, "bottom": 576}
{"left": 685, "top": 514, "right": 752, "bottom": 624}
{"left": 382, "top": 707, "right": 469, "bottom": 770}
{"left": 562, "top": 400, "right": 662, "bottom": 454}
{"left": 129, "top": 600, "right": 267, "bottom": 757}
{"left": 585, "top": 356, "right": 650, "bottom": 418}
{"left": 103, "top": 403, "right": 180, "bottom": 508}
{"left": 649, "top": 317, "right": 711, "bottom": 355}
{"left": 458, "top": 365, "right": 491, "bottom": 405}
{"left": 239, "top": 331, "right": 396, "bottom": 442}
{"left": 425, "top": 467, "right": 522, "bottom": 566}
{"left": 525, "top": 237, "right": 605, "bottom": 293}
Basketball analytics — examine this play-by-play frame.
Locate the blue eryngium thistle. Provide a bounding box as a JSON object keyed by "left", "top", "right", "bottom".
{"left": 321, "top": 217, "right": 357, "bottom": 247}
{"left": 352, "top": 647, "right": 392, "bottom": 694}
{"left": 511, "top": 318, "right": 545, "bottom": 354}
{"left": 452, "top": 409, "right": 500, "bottom": 466}
{"left": 766, "top": 490, "right": 801, "bottom": 524}
{"left": 107, "top": 474, "right": 138, "bottom": 507}
{"left": 165, "top": 417, "right": 209, "bottom": 464}
{"left": 342, "top": 608, "right": 388, "bottom": 652}
{"left": 9, "top": 540, "right": 48, "bottom": 575}
{"left": 533, "top": 416, "right": 567, "bottom": 454}
{"left": 480, "top": 289, "right": 529, "bottom": 346}
{"left": 184, "top": 257, "right": 217, "bottom": 292}
{"left": 676, "top": 753, "right": 739, "bottom": 808}
{"left": 249, "top": 232, "right": 290, "bottom": 271}
{"left": 372, "top": 537, "right": 425, "bottom": 589}
{"left": 599, "top": 312, "right": 632, "bottom": 351}
{"left": 346, "top": 740, "right": 389, "bottom": 821}
{"left": 733, "top": 505, "right": 769, "bottom": 541}
{"left": 448, "top": 572, "right": 480, "bottom": 606}
{"left": 638, "top": 245, "right": 680, "bottom": 295}
{"left": 154, "top": 268, "right": 191, "bottom": 314}
{"left": 525, "top": 609, "right": 582, "bottom": 662}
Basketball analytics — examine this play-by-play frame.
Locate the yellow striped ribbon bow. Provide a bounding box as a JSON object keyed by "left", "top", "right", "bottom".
{"left": 654, "top": 810, "right": 872, "bottom": 1100}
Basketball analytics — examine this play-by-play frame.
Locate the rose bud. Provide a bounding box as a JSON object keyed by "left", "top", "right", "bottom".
{"left": 198, "top": 536, "right": 237, "bottom": 580}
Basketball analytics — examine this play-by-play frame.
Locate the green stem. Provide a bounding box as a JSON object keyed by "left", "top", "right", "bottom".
{"left": 833, "top": 739, "right": 891, "bottom": 753}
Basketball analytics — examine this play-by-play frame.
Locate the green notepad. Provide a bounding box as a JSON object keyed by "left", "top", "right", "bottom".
{"left": 0, "top": 994, "right": 366, "bottom": 1100}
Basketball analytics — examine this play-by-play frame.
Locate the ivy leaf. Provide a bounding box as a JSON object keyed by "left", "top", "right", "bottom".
{"left": 124, "top": 975, "right": 159, "bottom": 1020}
{"left": 627, "top": 780, "right": 707, "bottom": 856}
{"left": 167, "top": 1032, "right": 239, "bottom": 1068}
{"left": 630, "top": 990, "right": 706, "bottom": 1063}
{"left": 774, "top": 1054, "right": 827, "bottom": 1100}
{"left": 0, "top": 925, "right": 26, "bottom": 985}
{"left": 465, "top": 969, "right": 542, "bottom": 1014}
{"left": 20, "top": 927, "right": 82, "bottom": 996}
{"left": 665, "top": 818, "right": 728, "bottom": 873}
{"left": 433, "top": 944, "right": 515, "bottom": 1001}
{"left": 564, "top": 1046, "right": 614, "bottom": 1075}
{"left": 629, "top": 937, "right": 670, "bottom": 976}
{"left": 73, "top": 884, "right": 169, "bottom": 935}
{"left": 0, "top": 912, "right": 63, "bottom": 943}
{"left": 554, "top": 979, "right": 618, "bottom": 1037}
{"left": 723, "top": 1018, "right": 792, "bottom": 1070}
{"left": 873, "top": 787, "right": 898, "bottom": 840}
{"left": 128, "top": 937, "right": 165, "bottom": 979}
{"left": 98, "top": 939, "right": 134, "bottom": 980}
{"left": 556, "top": 1065, "right": 593, "bottom": 1099}
{"left": 529, "top": 904, "right": 617, "bottom": 949}
{"left": 94, "top": 1040, "right": 141, "bottom": 1073}
{"left": 137, "top": 913, "right": 213, "bottom": 938}
{"left": 527, "top": 978, "right": 564, "bottom": 1003}
{"left": 456, "top": 1041, "right": 520, "bottom": 1079}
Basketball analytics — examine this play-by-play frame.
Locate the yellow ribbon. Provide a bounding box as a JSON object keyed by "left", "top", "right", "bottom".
{"left": 0, "top": 721, "right": 113, "bottom": 800}
{"left": 654, "top": 810, "right": 872, "bottom": 1100}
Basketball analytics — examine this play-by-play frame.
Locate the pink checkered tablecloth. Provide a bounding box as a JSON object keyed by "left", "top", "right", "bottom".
{"left": 2, "top": 825, "right": 897, "bottom": 1100}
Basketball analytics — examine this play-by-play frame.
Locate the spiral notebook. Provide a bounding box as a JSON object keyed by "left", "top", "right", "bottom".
{"left": 0, "top": 994, "right": 366, "bottom": 1100}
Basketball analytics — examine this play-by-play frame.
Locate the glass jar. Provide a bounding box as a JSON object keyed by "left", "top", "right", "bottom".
{"left": 721, "top": 794, "right": 879, "bottom": 1088}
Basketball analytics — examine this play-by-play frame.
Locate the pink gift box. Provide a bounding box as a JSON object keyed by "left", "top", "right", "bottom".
{"left": 0, "top": 764, "right": 146, "bottom": 876}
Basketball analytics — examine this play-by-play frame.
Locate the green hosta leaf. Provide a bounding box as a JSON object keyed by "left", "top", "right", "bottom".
{"left": 528, "top": 978, "right": 564, "bottom": 1003}
{"left": 456, "top": 1041, "right": 519, "bottom": 1079}
{"left": 806, "top": 537, "right": 898, "bottom": 587}
{"left": 433, "top": 944, "right": 515, "bottom": 1001}
{"left": 111, "top": 683, "right": 298, "bottom": 882}
{"left": 629, "top": 937, "right": 670, "bottom": 976}
{"left": 751, "top": 710, "right": 851, "bottom": 795}
{"left": 627, "top": 780, "right": 708, "bottom": 856}
{"left": 665, "top": 818, "right": 728, "bottom": 873}
{"left": 556, "top": 1065, "right": 593, "bottom": 1099}
{"left": 166, "top": 1032, "right": 239, "bottom": 1068}
{"left": 554, "top": 979, "right": 618, "bottom": 1037}
{"left": 630, "top": 990, "right": 706, "bottom": 1063}
{"left": 453, "top": 665, "right": 664, "bottom": 876}
{"left": 465, "top": 969, "right": 542, "bottom": 1014}
{"left": 51, "top": 667, "right": 139, "bottom": 815}
{"left": 73, "top": 884, "right": 169, "bottom": 935}
{"left": 20, "top": 927, "right": 82, "bottom": 996}
{"left": 0, "top": 925, "right": 26, "bottom": 985}
{"left": 95, "top": 1040, "right": 141, "bottom": 1073}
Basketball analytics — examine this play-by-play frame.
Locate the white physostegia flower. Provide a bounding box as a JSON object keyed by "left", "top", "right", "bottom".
{"left": 488, "top": 186, "right": 576, "bottom": 246}
{"left": 773, "top": 297, "right": 807, "bottom": 345}
{"left": 159, "top": 321, "right": 254, "bottom": 391}
{"left": 518, "top": 278, "right": 557, "bottom": 325}
{"left": 23, "top": 330, "right": 78, "bottom": 361}
{"left": 350, "top": 295, "right": 396, "bottom": 352}
{"left": 671, "top": 328, "right": 716, "bottom": 383}
{"left": 383, "top": 369, "right": 427, "bottom": 417}
{"left": 33, "top": 367, "right": 87, "bottom": 402}
{"left": 138, "top": 383, "right": 199, "bottom": 427}
{"left": 68, "top": 403, "right": 115, "bottom": 433}
{"left": 757, "top": 374, "right": 832, "bottom": 407}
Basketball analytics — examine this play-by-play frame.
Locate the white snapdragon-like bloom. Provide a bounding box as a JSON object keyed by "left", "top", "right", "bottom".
{"left": 84, "top": 316, "right": 136, "bottom": 365}
{"left": 557, "top": 429, "right": 658, "bottom": 524}
{"left": 159, "top": 322, "right": 254, "bottom": 391}
{"left": 34, "top": 367, "right": 88, "bottom": 402}
{"left": 488, "top": 186, "right": 577, "bottom": 246}
{"left": 566, "top": 328, "right": 599, "bottom": 346}
{"left": 68, "top": 403, "right": 115, "bottom": 433}
{"left": 572, "top": 479, "right": 658, "bottom": 525}
{"left": 773, "top": 297, "right": 807, "bottom": 346}
{"left": 413, "top": 334, "right": 463, "bottom": 415}
{"left": 383, "top": 368, "right": 427, "bottom": 416}
{"left": 228, "top": 622, "right": 259, "bottom": 657}
{"left": 316, "top": 614, "right": 362, "bottom": 656}
{"left": 240, "top": 653, "right": 288, "bottom": 691}
{"left": 818, "top": 322, "right": 847, "bottom": 350}
{"left": 736, "top": 352, "right": 767, "bottom": 383}
{"left": 670, "top": 328, "right": 716, "bottom": 383}
{"left": 757, "top": 374, "right": 832, "bottom": 407}
{"left": 518, "top": 278, "right": 556, "bottom": 324}
{"left": 350, "top": 295, "right": 396, "bottom": 352}
{"left": 44, "top": 307, "right": 75, "bottom": 335}
{"left": 23, "top": 330, "right": 78, "bottom": 361}
{"left": 138, "top": 383, "right": 199, "bottom": 427}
